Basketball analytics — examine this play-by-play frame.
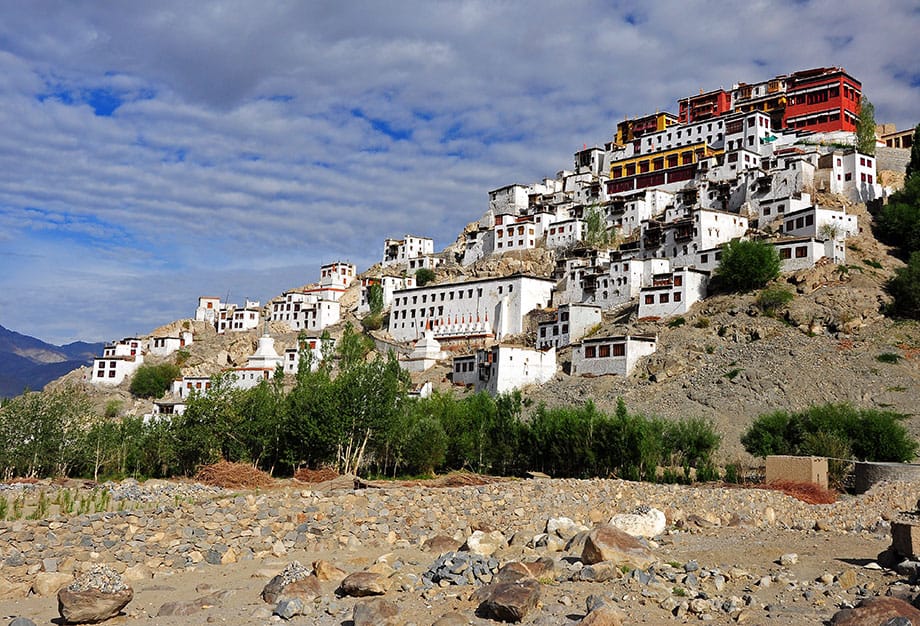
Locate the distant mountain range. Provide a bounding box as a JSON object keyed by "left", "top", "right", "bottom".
{"left": 0, "top": 325, "right": 103, "bottom": 398}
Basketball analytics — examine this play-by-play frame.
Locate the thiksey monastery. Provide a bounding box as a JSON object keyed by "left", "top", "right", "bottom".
{"left": 85, "top": 67, "right": 915, "bottom": 410}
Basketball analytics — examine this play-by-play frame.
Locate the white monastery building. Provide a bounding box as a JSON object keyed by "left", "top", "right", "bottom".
{"left": 452, "top": 345, "right": 557, "bottom": 395}
{"left": 387, "top": 274, "right": 555, "bottom": 345}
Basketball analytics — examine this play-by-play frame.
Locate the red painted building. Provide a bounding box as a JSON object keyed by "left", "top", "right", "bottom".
{"left": 782, "top": 67, "right": 861, "bottom": 133}
{"left": 678, "top": 89, "right": 731, "bottom": 124}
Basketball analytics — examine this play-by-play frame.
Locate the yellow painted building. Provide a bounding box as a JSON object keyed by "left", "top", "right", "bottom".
{"left": 615, "top": 112, "right": 678, "bottom": 146}
{"left": 609, "top": 142, "right": 722, "bottom": 179}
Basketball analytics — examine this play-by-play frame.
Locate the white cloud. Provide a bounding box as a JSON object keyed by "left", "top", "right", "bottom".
{"left": 0, "top": 0, "right": 917, "bottom": 343}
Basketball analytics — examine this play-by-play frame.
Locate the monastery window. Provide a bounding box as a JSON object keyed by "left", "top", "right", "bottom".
{"left": 795, "top": 246, "right": 808, "bottom": 258}
{"left": 518, "top": 239, "right": 524, "bottom": 246}
{"left": 700, "top": 254, "right": 708, "bottom": 263}
{"left": 780, "top": 248, "right": 792, "bottom": 259}
{"left": 659, "top": 293, "right": 670, "bottom": 304}
{"left": 599, "top": 344, "right": 611, "bottom": 358}
{"left": 805, "top": 215, "right": 814, "bottom": 226}
{"left": 674, "top": 292, "right": 682, "bottom": 302}
{"left": 562, "top": 324, "right": 569, "bottom": 334}
{"left": 497, "top": 242, "right": 503, "bottom": 248}
{"left": 508, "top": 284, "right": 513, "bottom": 292}
{"left": 861, "top": 173, "right": 867, "bottom": 182}
{"left": 585, "top": 346, "right": 596, "bottom": 359}
{"left": 868, "top": 174, "right": 874, "bottom": 184}
{"left": 644, "top": 295, "right": 654, "bottom": 305}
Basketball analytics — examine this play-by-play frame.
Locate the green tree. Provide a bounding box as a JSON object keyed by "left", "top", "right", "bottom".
{"left": 583, "top": 204, "right": 614, "bottom": 248}
{"left": 368, "top": 282, "right": 384, "bottom": 315}
{"left": 887, "top": 251, "right": 920, "bottom": 319}
{"left": 169, "top": 373, "right": 244, "bottom": 474}
{"left": 855, "top": 96, "right": 876, "bottom": 155}
{"left": 876, "top": 175, "right": 920, "bottom": 257}
{"left": 0, "top": 386, "right": 93, "bottom": 478}
{"left": 130, "top": 363, "right": 181, "bottom": 398}
{"left": 415, "top": 268, "right": 436, "bottom": 286}
{"left": 906, "top": 123, "right": 920, "bottom": 181}
{"left": 714, "top": 240, "right": 782, "bottom": 292}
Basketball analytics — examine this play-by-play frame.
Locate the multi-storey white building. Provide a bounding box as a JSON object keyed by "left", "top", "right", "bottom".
{"left": 637, "top": 268, "right": 709, "bottom": 319}
{"left": 91, "top": 337, "right": 145, "bottom": 386}
{"left": 223, "top": 301, "right": 261, "bottom": 333}
{"left": 571, "top": 334, "right": 658, "bottom": 377}
{"left": 357, "top": 275, "right": 417, "bottom": 315}
{"left": 536, "top": 303, "right": 602, "bottom": 350}
{"left": 452, "top": 345, "right": 557, "bottom": 395}
{"left": 816, "top": 150, "right": 882, "bottom": 202}
{"left": 270, "top": 291, "right": 341, "bottom": 332}
{"left": 545, "top": 218, "right": 585, "bottom": 249}
{"left": 387, "top": 274, "right": 555, "bottom": 344}
{"left": 382, "top": 235, "right": 435, "bottom": 269}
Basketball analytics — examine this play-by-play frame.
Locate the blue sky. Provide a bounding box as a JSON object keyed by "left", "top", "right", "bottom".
{"left": 0, "top": 1, "right": 918, "bottom": 344}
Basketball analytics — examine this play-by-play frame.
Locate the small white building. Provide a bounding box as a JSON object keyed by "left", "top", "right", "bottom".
{"left": 779, "top": 206, "right": 857, "bottom": 240}
{"left": 571, "top": 334, "right": 658, "bottom": 377}
{"left": 774, "top": 236, "right": 846, "bottom": 271}
{"left": 146, "top": 401, "right": 187, "bottom": 423}
{"left": 606, "top": 189, "right": 673, "bottom": 237}
{"left": 195, "top": 296, "right": 223, "bottom": 324}
{"left": 537, "top": 303, "right": 602, "bottom": 350}
{"left": 638, "top": 268, "right": 709, "bottom": 319}
{"left": 172, "top": 376, "right": 213, "bottom": 400}
{"left": 453, "top": 345, "right": 557, "bottom": 395}
{"left": 388, "top": 274, "right": 555, "bottom": 345}
{"left": 148, "top": 331, "right": 193, "bottom": 357}
{"left": 590, "top": 257, "right": 671, "bottom": 309}
{"left": 283, "top": 335, "right": 334, "bottom": 375}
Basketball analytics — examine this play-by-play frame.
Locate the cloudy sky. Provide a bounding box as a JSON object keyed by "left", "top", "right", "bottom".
{"left": 1, "top": 1, "right": 917, "bottom": 344}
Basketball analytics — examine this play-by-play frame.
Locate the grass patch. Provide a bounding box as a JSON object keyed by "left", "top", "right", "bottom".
{"left": 694, "top": 317, "right": 710, "bottom": 329}
{"left": 724, "top": 368, "right": 741, "bottom": 380}
{"left": 862, "top": 259, "right": 883, "bottom": 269}
{"left": 876, "top": 352, "right": 902, "bottom": 364}
{"left": 668, "top": 316, "right": 686, "bottom": 328}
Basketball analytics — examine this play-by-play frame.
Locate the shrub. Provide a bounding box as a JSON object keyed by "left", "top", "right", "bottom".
{"left": 360, "top": 313, "right": 383, "bottom": 331}
{"left": 741, "top": 403, "right": 917, "bottom": 463}
{"left": 862, "top": 259, "right": 883, "bottom": 269}
{"left": 714, "top": 240, "right": 782, "bottom": 292}
{"left": 757, "top": 286, "right": 794, "bottom": 317}
{"left": 415, "top": 268, "right": 436, "bottom": 286}
{"left": 876, "top": 352, "right": 901, "bottom": 364}
{"left": 694, "top": 317, "right": 710, "bottom": 329}
{"left": 668, "top": 316, "right": 686, "bottom": 328}
{"left": 129, "top": 363, "right": 181, "bottom": 398}
{"left": 662, "top": 417, "right": 722, "bottom": 469}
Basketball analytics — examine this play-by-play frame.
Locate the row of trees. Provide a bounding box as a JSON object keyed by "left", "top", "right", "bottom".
{"left": 0, "top": 324, "right": 724, "bottom": 481}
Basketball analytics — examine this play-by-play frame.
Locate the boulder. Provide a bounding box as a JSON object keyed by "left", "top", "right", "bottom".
{"left": 32, "top": 572, "right": 73, "bottom": 597}
{"left": 57, "top": 588, "right": 133, "bottom": 624}
{"left": 463, "top": 530, "right": 506, "bottom": 556}
{"left": 580, "top": 605, "right": 625, "bottom": 625}
{"left": 608, "top": 507, "right": 666, "bottom": 538}
{"left": 477, "top": 578, "right": 541, "bottom": 623}
{"left": 338, "top": 571, "right": 389, "bottom": 597}
{"left": 352, "top": 598, "right": 400, "bottom": 626}
{"left": 424, "top": 535, "right": 461, "bottom": 553}
{"left": 312, "top": 560, "right": 346, "bottom": 583}
{"left": 262, "top": 562, "right": 317, "bottom": 604}
{"left": 581, "top": 524, "right": 656, "bottom": 569}
{"left": 830, "top": 596, "right": 920, "bottom": 625}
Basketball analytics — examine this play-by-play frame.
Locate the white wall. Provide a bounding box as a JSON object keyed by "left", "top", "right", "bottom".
{"left": 638, "top": 269, "right": 709, "bottom": 319}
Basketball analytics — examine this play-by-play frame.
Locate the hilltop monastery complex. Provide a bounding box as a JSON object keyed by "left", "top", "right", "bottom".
{"left": 86, "top": 67, "right": 915, "bottom": 412}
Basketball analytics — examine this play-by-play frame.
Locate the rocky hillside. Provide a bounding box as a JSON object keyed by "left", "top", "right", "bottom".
{"left": 40, "top": 189, "right": 920, "bottom": 461}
